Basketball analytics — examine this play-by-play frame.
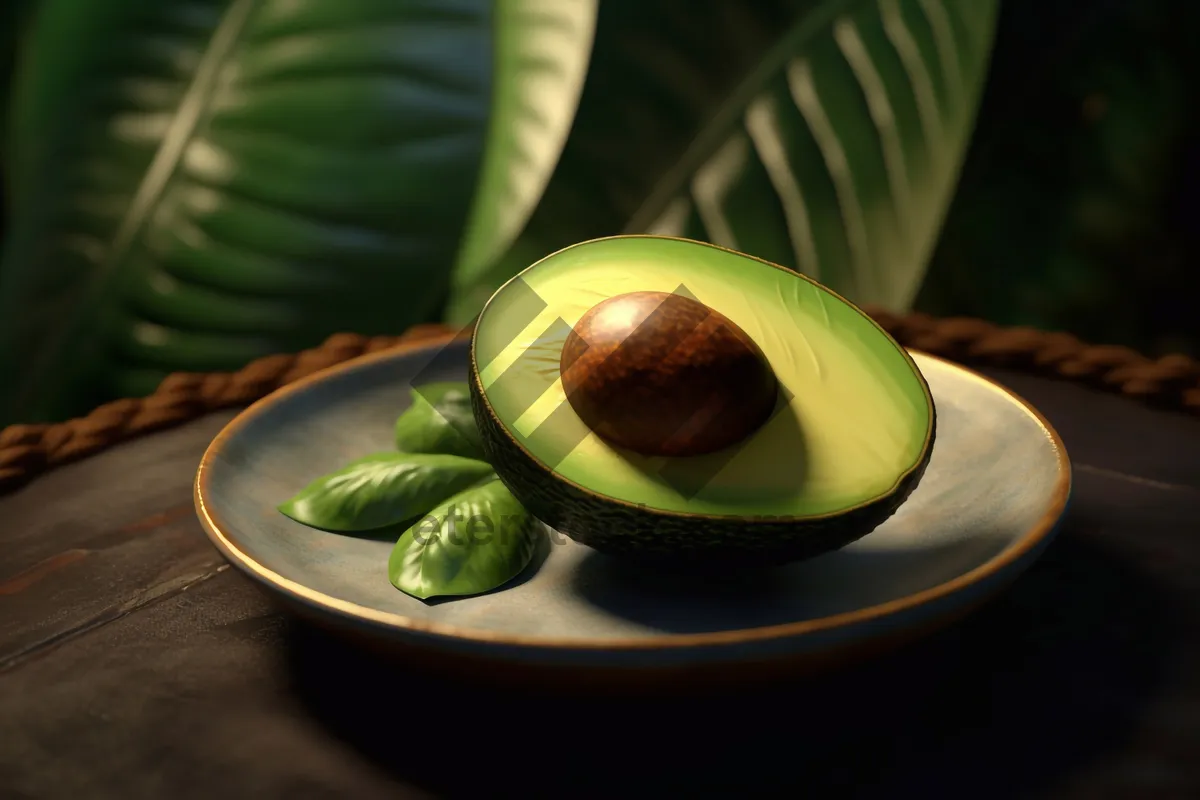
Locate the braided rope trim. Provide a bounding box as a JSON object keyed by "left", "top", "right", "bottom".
{"left": 1, "top": 311, "right": 1197, "bottom": 495}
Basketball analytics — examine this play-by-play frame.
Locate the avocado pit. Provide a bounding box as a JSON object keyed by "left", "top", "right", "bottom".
{"left": 559, "top": 291, "right": 779, "bottom": 457}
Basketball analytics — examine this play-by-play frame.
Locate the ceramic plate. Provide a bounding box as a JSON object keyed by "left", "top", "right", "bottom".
{"left": 195, "top": 335, "right": 1071, "bottom": 681}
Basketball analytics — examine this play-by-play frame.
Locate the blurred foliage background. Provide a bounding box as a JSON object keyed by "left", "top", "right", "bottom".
{"left": 0, "top": 0, "right": 1195, "bottom": 426}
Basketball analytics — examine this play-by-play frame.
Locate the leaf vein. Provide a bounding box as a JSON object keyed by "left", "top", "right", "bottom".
{"left": 786, "top": 59, "right": 876, "bottom": 299}
{"left": 743, "top": 97, "right": 822, "bottom": 282}
{"left": 834, "top": 17, "right": 914, "bottom": 262}
{"left": 880, "top": 0, "right": 943, "bottom": 161}
{"left": 916, "top": 0, "right": 965, "bottom": 115}
{"left": 689, "top": 135, "right": 751, "bottom": 252}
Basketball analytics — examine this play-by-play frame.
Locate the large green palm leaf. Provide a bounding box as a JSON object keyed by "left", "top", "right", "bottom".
{"left": 448, "top": 0, "right": 999, "bottom": 322}
{"left": 0, "top": 0, "right": 595, "bottom": 424}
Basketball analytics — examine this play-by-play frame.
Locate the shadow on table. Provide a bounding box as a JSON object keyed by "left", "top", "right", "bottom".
{"left": 282, "top": 520, "right": 1183, "bottom": 798}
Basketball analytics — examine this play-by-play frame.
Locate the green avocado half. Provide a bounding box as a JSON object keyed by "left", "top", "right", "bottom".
{"left": 468, "top": 236, "right": 936, "bottom": 568}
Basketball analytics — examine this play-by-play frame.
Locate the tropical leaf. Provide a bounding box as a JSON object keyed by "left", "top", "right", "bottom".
{"left": 451, "top": 0, "right": 596, "bottom": 295}
{"left": 0, "top": 0, "right": 596, "bottom": 425}
{"left": 447, "top": 0, "right": 1000, "bottom": 322}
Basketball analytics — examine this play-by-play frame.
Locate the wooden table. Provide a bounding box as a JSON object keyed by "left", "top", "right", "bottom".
{"left": 1, "top": 365, "right": 1198, "bottom": 799}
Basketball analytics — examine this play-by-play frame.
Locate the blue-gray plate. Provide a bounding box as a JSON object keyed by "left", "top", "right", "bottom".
{"left": 195, "top": 335, "right": 1070, "bottom": 685}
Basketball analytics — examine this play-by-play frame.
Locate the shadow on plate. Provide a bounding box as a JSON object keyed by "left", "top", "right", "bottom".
{"left": 566, "top": 531, "right": 1013, "bottom": 633}
{"left": 283, "top": 515, "right": 1184, "bottom": 798}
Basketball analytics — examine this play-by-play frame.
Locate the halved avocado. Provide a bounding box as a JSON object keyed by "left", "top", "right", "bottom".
{"left": 469, "top": 236, "right": 936, "bottom": 568}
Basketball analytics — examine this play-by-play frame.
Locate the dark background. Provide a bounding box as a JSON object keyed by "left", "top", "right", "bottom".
{"left": 916, "top": 0, "right": 1197, "bottom": 357}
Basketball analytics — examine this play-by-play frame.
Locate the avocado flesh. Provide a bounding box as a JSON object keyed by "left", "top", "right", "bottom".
{"left": 470, "top": 236, "right": 935, "bottom": 566}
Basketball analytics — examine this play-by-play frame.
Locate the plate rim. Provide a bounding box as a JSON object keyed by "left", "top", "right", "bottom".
{"left": 194, "top": 334, "right": 1072, "bottom": 653}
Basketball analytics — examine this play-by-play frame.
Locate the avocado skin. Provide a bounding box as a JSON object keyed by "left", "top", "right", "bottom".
{"left": 469, "top": 363, "right": 937, "bottom": 570}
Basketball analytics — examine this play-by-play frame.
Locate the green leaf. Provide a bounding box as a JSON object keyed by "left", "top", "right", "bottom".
{"left": 447, "top": 0, "right": 1000, "bottom": 322}
{"left": 394, "top": 382, "right": 485, "bottom": 459}
{"left": 278, "top": 451, "right": 495, "bottom": 533}
{"left": 450, "top": 0, "right": 597, "bottom": 294}
{"left": 0, "top": 0, "right": 597, "bottom": 425}
{"left": 388, "top": 477, "right": 540, "bottom": 601}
